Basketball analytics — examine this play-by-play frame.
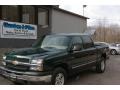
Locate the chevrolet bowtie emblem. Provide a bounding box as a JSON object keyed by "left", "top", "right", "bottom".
{"left": 12, "top": 60, "right": 19, "bottom": 65}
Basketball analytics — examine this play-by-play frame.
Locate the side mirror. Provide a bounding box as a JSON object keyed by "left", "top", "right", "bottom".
{"left": 72, "top": 44, "right": 82, "bottom": 51}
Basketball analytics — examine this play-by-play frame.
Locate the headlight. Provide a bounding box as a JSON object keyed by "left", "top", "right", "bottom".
{"left": 30, "top": 59, "right": 43, "bottom": 71}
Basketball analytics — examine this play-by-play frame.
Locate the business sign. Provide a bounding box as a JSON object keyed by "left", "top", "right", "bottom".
{"left": 0, "top": 20, "right": 37, "bottom": 39}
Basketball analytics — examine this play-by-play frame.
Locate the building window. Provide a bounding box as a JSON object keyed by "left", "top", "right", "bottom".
{"left": 2, "top": 5, "right": 19, "bottom": 22}
{"left": 38, "top": 8, "right": 49, "bottom": 27}
{"left": 22, "top": 6, "right": 35, "bottom": 24}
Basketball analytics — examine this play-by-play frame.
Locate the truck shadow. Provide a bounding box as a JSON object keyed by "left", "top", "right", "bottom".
{"left": 66, "top": 69, "right": 97, "bottom": 85}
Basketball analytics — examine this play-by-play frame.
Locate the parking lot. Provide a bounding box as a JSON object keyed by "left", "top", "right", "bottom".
{"left": 0, "top": 55, "right": 120, "bottom": 85}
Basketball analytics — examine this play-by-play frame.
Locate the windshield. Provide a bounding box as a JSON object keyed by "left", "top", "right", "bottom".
{"left": 40, "top": 35, "right": 71, "bottom": 50}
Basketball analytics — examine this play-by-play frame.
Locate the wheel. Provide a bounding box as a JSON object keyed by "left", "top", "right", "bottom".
{"left": 51, "top": 67, "right": 67, "bottom": 85}
{"left": 96, "top": 57, "right": 106, "bottom": 73}
{"left": 110, "top": 49, "right": 117, "bottom": 55}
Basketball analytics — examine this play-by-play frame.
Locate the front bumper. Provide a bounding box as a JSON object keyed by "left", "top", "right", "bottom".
{"left": 0, "top": 66, "right": 52, "bottom": 83}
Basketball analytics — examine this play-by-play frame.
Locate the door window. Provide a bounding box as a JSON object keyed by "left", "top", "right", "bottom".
{"left": 71, "top": 36, "right": 83, "bottom": 50}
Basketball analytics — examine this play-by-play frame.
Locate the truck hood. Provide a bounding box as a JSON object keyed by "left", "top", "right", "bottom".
{"left": 5, "top": 47, "right": 67, "bottom": 59}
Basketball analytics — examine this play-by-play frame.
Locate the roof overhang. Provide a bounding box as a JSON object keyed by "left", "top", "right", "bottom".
{"left": 52, "top": 6, "right": 89, "bottom": 19}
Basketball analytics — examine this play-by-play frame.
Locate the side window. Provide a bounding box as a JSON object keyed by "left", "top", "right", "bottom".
{"left": 71, "top": 36, "right": 83, "bottom": 49}
{"left": 81, "top": 35, "right": 94, "bottom": 49}
{"left": 22, "top": 6, "right": 35, "bottom": 24}
{"left": 2, "top": 5, "right": 19, "bottom": 22}
{"left": 38, "top": 8, "right": 49, "bottom": 27}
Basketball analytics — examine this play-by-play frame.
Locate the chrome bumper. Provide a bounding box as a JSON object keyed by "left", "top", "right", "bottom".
{"left": 0, "top": 67, "right": 52, "bottom": 82}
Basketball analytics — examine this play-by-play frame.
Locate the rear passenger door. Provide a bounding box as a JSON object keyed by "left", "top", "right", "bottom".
{"left": 81, "top": 35, "right": 97, "bottom": 65}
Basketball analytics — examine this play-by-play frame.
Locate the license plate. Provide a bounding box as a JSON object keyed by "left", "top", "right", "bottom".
{"left": 9, "top": 73, "right": 16, "bottom": 79}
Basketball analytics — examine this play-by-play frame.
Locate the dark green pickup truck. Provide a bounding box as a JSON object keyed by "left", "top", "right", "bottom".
{"left": 0, "top": 33, "right": 108, "bottom": 85}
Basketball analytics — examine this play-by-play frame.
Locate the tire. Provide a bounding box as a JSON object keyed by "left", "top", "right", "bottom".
{"left": 51, "top": 67, "right": 67, "bottom": 85}
{"left": 96, "top": 57, "right": 106, "bottom": 73}
{"left": 110, "top": 49, "right": 117, "bottom": 55}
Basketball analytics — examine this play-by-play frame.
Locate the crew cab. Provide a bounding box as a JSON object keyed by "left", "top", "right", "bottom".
{"left": 0, "top": 33, "right": 108, "bottom": 85}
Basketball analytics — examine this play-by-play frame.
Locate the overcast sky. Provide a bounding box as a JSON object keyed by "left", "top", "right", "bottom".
{"left": 1, "top": 0, "right": 120, "bottom": 27}
{"left": 60, "top": 5, "right": 120, "bottom": 26}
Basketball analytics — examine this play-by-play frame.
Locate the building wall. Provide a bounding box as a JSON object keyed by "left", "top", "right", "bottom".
{"left": 0, "top": 5, "right": 52, "bottom": 64}
{"left": 51, "top": 9, "right": 87, "bottom": 34}
{"left": 0, "top": 5, "right": 52, "bottom": 48}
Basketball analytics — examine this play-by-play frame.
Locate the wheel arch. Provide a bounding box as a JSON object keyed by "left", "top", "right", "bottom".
{"left": 53, "top": 63, "right": 70, "bottom": 74}
{"left": 101, "top": 53, "right": 107, "bottom": 60}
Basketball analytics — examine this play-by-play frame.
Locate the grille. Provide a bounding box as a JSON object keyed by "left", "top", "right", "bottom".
{"left": 6, "top": 56, "right": 29, "bottom": 63}
{"left": 6, "top": 56, "right": 30, "bottom": 71}
{"left": 6, "top": 63, "right": 29, "bottom": 71}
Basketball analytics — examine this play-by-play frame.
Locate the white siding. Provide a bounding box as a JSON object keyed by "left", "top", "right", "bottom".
{"left": 51, "top": 9, "right": 87, "bottom": 34}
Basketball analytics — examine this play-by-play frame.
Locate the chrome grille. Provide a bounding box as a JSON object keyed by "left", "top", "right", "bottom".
{"left": 6, "top": 56, "right": 29, "bottom": 63}
{"left": 6, "top": 62, "right": 29, "bottom": 71}
{"left": 5, "top": 56, "right": 30, "bottom": 71}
